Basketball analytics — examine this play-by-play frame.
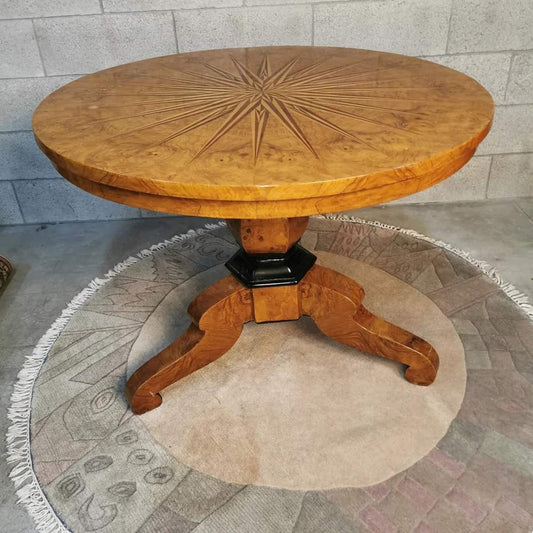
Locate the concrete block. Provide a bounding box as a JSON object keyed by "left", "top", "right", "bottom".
{"left": 13, "top": 179, "right": 141, "bottom": 223}
{"left": 448, "top": 0, "right": 533, "bottom": 53}
{"left": 314, "top": 0, "right": 451, "bottom": 56}
{"left": 0, "top": 0, "right": 101, "bottom": 18}
{"left": 423, "top": 53, "right": 511, "bottom": 105}
{"left": 140, "top": 209, "right": 175, "bottom": 218}
{"left": 246, "top": 0, "right": 336, "bottom": 4}
{"left": 487, "top": 153, "right": 533, "bottom": 198}
{"left": 0, "top": 20, "right": 44, "bottom": 78}
{"left": 515, "top": 198, "right": 533, "bottom": 220}
{"left": 34, "top": 12, "right": 177, "bottom": 76}
{"left": 506, "top": 51, "right": 533, "bottom": 105}
{"left": 477, "top": 105, "right": 533, "bottom": 155}
{"left": 0, "top": 182, "right": 24, "bottom": 225}
{"left": 174, "top": 5, "right": 312, "bottom": 52}
{"left": 104, "top": 0, "right": 241, "bottom": 11}
{"left": 392, "top": 156, "right": 491, "bottom": 204}
{"left": 0, "top": 132, "right": 59, "bottom": 181}
{"left": 0, "top": 76, "right": 76, "bottom": 131}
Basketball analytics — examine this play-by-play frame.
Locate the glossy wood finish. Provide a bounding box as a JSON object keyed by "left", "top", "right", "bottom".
{"left": 300, "top": 266, "right": 438, "bottom": 387}
{"left": 33, "top": 46, "right": 493, "bottom": 219}
{"left": 126, "top": 275, "right": 253, "bottom": 414}
{"left": 227, "top": 217, "right": 309, "bottom": 254}
{"left": 33, "top": 48, "right": 489, "bottom": 413}
{"left": 126, "top": 260, "right": 438, "bottom": 414}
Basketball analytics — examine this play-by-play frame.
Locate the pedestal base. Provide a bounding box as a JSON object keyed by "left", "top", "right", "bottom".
{"left": 126, "top": 217, "right": 439, "bottom": 414}
{"left": 225, "top": 243, "right": 316, "bottom": 287}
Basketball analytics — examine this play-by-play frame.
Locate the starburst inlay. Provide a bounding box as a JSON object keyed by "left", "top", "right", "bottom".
{"left": 106, "top": 55, "right": 422, "bottom": 162}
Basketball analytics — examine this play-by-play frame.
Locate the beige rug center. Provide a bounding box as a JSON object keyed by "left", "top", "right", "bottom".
{"left": 128, "top": 252, "right": 466, "bottom": 490}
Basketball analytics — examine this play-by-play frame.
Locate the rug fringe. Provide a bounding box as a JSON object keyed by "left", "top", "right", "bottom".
{"left": 6, "top": 216, "right": 532, "bottom": 532}
{"left": 5, "top": 220, "right": 226, "bottom": 533}
{"left": 322, "top": 214, "right": 533, "bottom": 320}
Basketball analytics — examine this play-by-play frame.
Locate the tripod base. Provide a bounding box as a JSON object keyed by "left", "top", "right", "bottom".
{"left": 126, "top": 218, "right": 439, "bottom": 414}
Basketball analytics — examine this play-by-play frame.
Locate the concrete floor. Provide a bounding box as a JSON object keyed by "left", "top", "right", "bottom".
{"left": 0, "top": 198, "right": 532, "bottom": 532}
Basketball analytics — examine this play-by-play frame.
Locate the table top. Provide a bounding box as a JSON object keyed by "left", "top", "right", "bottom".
{"left": 33, "top": 46, "right": 494, "bottom": 219}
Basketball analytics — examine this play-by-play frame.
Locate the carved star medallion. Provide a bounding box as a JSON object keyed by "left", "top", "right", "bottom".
{"left": 110, "top": 55, "right": 416, "bottom": 162}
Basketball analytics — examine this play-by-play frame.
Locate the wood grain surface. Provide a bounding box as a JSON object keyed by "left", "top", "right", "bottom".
{"left": 126, "top": 262, "right": 438, "bottom": 414}
{"left": 126, "top": 274, "right": 253, "bottom": 414}
{"left": 227, "top": 216, "right": 309, "bottom": 253}
{"left": 33, "top": 46, "right": 493, "bottom": 219}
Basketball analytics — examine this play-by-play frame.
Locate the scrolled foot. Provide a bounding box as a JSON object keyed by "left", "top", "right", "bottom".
{"left": 405, "top": 363, "right": 437, "bottom": 386}
{"left": 300, "top": 264, "right": 439, "bottom": 386}
{"left": 126, "top": 276, "right": 253, "bottom": 414}
{"left": 127, "top": 391, "right": 162, "bottom": 416}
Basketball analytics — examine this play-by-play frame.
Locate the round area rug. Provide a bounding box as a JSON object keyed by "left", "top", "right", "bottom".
{"left": 8, "top": 217, "right": 533, "bottom": 533}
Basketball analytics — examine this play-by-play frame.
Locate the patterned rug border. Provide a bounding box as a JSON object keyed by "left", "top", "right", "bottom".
{"left": 6, "top": 217, "right": 532, "bottom": 533}
{"left": 323, "top": 214, "right": 533, "bottom": 320}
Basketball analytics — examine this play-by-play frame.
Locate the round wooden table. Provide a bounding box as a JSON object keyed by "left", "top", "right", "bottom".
{"left": 33, "top": 46, "right": 494, "bottom": 414}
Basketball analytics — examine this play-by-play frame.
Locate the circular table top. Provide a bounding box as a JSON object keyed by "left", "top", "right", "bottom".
{"left": 33, "top": 46, "right": 494, "bottom": 219}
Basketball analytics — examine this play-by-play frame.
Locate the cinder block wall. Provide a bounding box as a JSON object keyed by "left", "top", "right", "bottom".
{"left": 0, "top": 0, "right": 532, "bottom": 224}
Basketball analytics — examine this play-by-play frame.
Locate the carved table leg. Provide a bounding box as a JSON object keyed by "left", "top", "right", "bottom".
{"left": 300, "top": 265, "right": 439, "bottom": 386}
{"left": 126, "top": 216, "right": 439, "bottom": 414}
{"left": 126, "top": 275, "right": 253, "bottom": 414}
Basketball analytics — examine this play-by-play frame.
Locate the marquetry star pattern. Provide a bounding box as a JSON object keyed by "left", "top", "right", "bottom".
{"left": 110, "top": 55, "right": 418, "bottom": 162}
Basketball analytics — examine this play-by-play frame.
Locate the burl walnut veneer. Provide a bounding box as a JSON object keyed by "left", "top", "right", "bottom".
{"left": 32, "top": 47, "right": 493, "bottom": 414}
